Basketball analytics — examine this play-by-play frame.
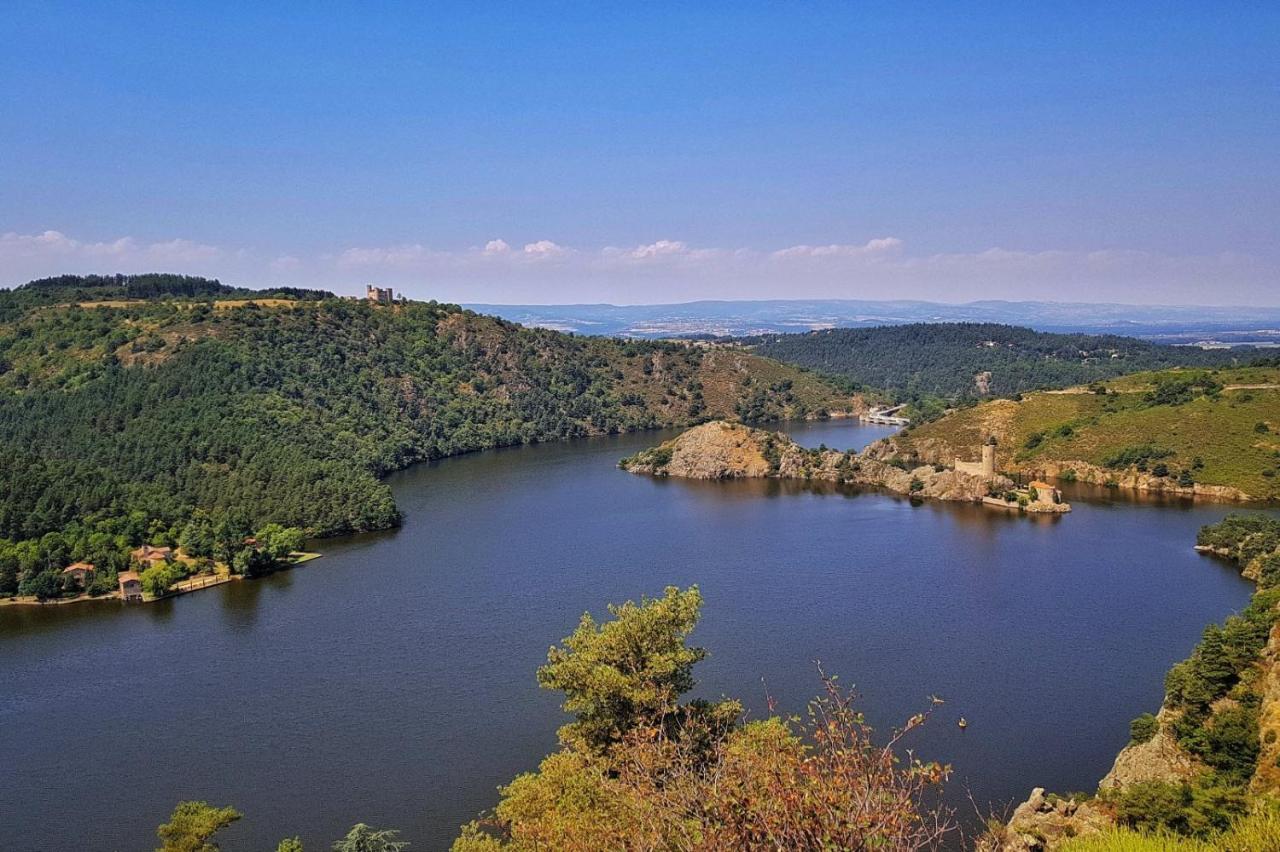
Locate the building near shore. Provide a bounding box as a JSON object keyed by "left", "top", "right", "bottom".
{"left": 61, "top": 562, "right": 95, "bottom": 588}
{"left": 955, "top": 440, "right": 996, "bottom": 480}
{"left": 118, "top": 571, "right": 143, "bottom": 602}
{"left": 982, "top": 478, "right": 1070, "bottom": 514}
{"left": 130, "top": 545, "right": 172, "bottom": 566}
{"left": 1028, "top": 480, "right": 1063, "bottom": 506}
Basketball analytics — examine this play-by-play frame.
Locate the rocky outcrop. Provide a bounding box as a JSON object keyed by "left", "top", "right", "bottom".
{"left": 1098, "top": 708, "right": 1201, "bottom": 791}
{"left": 621, "top": 420, "right": 775, "bottom": 480}
{"left": 621, "top": 421, "right": 1011, "bottom": 505}
{"left": 1033, "top": 460, "right": 1251, "bottom": 503}
{"left": 988, "top": 714, "right": 1200, "bottom": 851}
{"left": 885, "top": 440, "right": 1255, "bottom": 504}
{"left": 979, "top": 788, "right": 1112, "bottom": 852}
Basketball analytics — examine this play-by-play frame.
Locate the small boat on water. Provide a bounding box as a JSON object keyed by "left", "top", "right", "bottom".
{"left": 958, "top": 717, "right": 968, "bottom": 729}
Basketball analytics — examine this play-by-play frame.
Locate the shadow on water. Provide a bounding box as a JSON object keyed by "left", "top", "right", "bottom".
{"left": 0, "top": 418, "right": 1271, "bottom": 851}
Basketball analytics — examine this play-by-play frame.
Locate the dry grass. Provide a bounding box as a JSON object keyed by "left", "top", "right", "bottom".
{"left": 213, "top": 298, "right": 298, "bottom": 309}
{"left": 902, "top": 367, "right": 1280, "bottom": 499}
{"left": 1061, "top": 805, "right": 1280, "bottom": 851}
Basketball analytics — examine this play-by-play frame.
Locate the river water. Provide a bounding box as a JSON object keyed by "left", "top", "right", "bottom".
{"left": 0, "top": 419, "right": 1264, "bottom": 850}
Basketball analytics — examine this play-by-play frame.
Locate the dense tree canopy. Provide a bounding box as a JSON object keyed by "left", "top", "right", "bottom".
{"left": 748, "top": 323, "right": 1254, "bottom": 400}
{"left": 0, "top": 277, "right": 849, "bottom": 601}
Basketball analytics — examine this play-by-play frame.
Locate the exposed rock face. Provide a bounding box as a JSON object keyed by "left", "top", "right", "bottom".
{"left": 885, "top": 436, "right": 1255, "bottom": 503}
{"left": 978, "top": 788, "right": 1112, "bottom": 852}
{"left": 1098, "top": 708, "right": 1200, "bottom": 791}
{"left": 620, "top": 421, "right": 1010, "bottom": 504}
{"left": 625, "top": 420, "right": 773, "bottom": 480}
{"left": 1033, "top": 460, "right": 1251, "bottom": 503}
{"left": 987, "top": 713, "right": 1203, "bottom": 851}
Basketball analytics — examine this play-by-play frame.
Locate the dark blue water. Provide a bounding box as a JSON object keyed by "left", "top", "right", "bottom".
{"left": 0, "top": 420, "right": 1261, "bottom": 851}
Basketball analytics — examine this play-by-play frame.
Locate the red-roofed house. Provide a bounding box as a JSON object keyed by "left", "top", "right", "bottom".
{"left": 130, "top": 545, "right": 172, "bottom": 566}
{"left": 118, "top": 571, "right": 143, "bottom": 602}
{"left": 61, "top": 562, "right": 95, "bottom": 588}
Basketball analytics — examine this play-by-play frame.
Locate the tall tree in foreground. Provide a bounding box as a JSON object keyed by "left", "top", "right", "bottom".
{"left": 331, "top": 823, "right": 409, "bottom": 852}
{"left": 454, "top": 586, "right": 953, "bottom": 851}
{"left": 155, "top": 801, "right": 241, "bottom": 852}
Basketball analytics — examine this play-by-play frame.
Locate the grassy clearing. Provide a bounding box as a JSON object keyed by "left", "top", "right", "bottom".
{"left": 213, "top": 298, "right": 299, "bottom": 309}
{"left": 901, "top": 367, "right": 1280, "bottom": 499}
{"left": 1061, "top": 806, "right": 1280, "bottom": 851}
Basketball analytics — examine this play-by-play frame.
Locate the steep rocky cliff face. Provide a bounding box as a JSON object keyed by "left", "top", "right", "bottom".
{"left": 620, "top": 421, "right": 1008, "bottom": 504}
{"left": 1097, "top": 707, "right": 1201, "bottom": 792}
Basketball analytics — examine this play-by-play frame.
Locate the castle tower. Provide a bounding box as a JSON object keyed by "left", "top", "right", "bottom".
{"left": 981, "top": 442, "right": 996, "bottom": 478}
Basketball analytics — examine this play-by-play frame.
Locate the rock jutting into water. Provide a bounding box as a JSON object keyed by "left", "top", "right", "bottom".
{"left": 618, "top": 420, "right": 1049, "bottom": 508}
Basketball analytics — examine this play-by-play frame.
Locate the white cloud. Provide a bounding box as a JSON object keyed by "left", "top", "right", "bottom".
{"left": 770, "top": 237, "right": 903, "bottom": 260}
{"left": 144, "top": 238, "right": 222, "bottom": 263}
{"left": 336, "top": 243, "right": 449, "bottom": 268}
{"left": 1, "top": 229, "right": 1272, "bottom": 306}
{"left": 521, "top": 239, "right": 569, "bottom": 258}
{"left": 623, "top": 239, "right": 688, "bottom": 260}
{"left": 0, "top": 230, "right": 225, "bottom": 277}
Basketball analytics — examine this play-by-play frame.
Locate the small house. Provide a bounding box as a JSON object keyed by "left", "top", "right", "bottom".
{"left": 1028, "top": 480, "right": 1061, "bottom": 505}
{"left": 130, "top": 545, "right": 172, "bottom": 566}
{"left": 60, "top": 561, "right": 95, "bottom": 588}
{"left": 118, "top": 570, "right": 143, "bottom": 602}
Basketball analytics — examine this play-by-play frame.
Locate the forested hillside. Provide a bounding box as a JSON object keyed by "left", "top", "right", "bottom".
{"left": 748, "top": 323, "right": 1252, "bottom": 400}
{"left": 0, "top": 275, "right": 854, "bottom": 599}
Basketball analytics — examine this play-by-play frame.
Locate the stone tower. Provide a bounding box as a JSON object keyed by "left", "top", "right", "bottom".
{"left": 981, "top": 442, "right": 996, "bottom": 478}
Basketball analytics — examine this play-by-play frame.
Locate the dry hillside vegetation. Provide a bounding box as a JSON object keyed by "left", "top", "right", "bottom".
{"left": 896, "top": 367, "right": 1280, "bottom": 501}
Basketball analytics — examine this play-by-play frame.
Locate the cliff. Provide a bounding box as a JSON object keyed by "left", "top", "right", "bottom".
{"left": 987, "top": 516, "right": 1280, "bottom": 851}
{"left": 619, "top": 421, "right": 1009, "bottom": 504}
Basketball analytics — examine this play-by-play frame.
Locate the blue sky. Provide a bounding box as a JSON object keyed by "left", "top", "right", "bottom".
{"left": 2, "top": 2, "right": 1277, "bottom": 304}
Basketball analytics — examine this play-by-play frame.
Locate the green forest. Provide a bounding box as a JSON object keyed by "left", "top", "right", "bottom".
{"left": 0, "top": 275, "right": 849, "bottom": 600}
{"left": 748, "top": 323, "right": 1256, "bottom": 401}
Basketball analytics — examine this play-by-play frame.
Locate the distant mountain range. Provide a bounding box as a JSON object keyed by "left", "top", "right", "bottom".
{"left": 464, "top": 299, "right": 1280, "bottom": 345}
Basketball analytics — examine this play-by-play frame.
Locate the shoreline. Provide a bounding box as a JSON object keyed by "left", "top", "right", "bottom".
{"left": 0, "top": 552, "right": 322, "bottom": 609}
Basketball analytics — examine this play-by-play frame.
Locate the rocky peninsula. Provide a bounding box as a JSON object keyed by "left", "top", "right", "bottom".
{"left": 619, "top": 420, "right": 1015, "bottom": 505}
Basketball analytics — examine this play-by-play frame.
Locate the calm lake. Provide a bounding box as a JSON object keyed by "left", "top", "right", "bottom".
{"left": 0, "top": 419, "right": 1266, "bottom": 851}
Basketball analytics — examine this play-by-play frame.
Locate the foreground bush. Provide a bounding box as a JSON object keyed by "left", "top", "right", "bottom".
{"left": 454, "top": 587, "right": 953, "bottom": 851}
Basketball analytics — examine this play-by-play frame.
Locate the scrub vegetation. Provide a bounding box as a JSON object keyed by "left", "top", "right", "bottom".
{"left": 451, "top": 586, "right": 954, "bottom": 851}
{"left": 897, "top": 367, "right": 1280, "bottom": 499}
